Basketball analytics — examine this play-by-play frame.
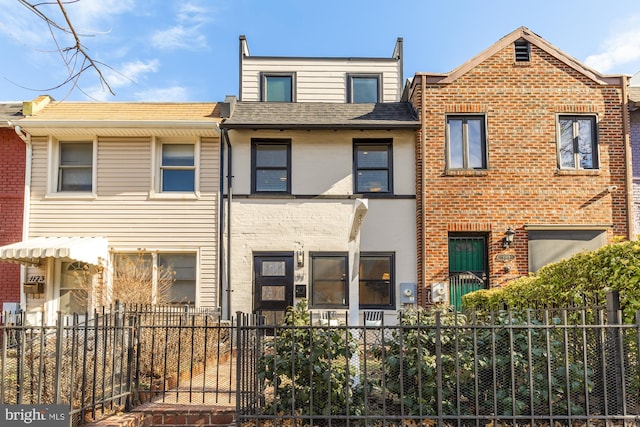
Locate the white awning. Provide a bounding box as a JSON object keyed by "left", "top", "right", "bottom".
{"left": 0, "top": 237, "right": 109, "bottom": 266}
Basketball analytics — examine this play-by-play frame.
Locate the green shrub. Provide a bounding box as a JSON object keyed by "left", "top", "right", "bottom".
{"left": 375, "top": 308, "right": 594, "bottom": 417}
{"left": 462, "top": 240, "right": 640, "bottom": 322}
{"left": 257, "top": 300, "right": 365, "bottom": 418}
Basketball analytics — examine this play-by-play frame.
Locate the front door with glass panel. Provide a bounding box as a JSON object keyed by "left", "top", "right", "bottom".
{"left": 253, "top": 253, "right": 294, "bottom": 325}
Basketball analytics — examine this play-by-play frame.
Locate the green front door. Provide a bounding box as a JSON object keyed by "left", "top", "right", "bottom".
{"left": 448, "top": 236, "right": 488, "bottom": 310}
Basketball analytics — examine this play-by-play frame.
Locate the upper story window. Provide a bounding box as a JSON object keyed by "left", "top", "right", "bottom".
{"left": 446, "top": 115, "right": 487, "bottom": 170}
{"left": 558, "top": 115, "right": 598, "bottom": 170}
{"left": 252, "top": 139, "right": 291, "bottom": 194}
{"left": 354, "top": 139, "right": 393, "bottom": 194}
{"left": 348, "top": 74, "right": 381, "bottom": 103}
{"left": 261, "top": 73, "right": 295, "bottom": 102}
{"left": 514, "top": 39, "right": 530, "bottom": 62}
{"left": 58, "top": 142, "right": 93, "bottom": 192}
{"left": 161, "top": 143, "right": 195, "bottom": 192}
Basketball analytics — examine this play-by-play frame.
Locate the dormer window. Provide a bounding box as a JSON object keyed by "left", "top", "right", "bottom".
{"left": 261, "top": 73, "right": 295, "bottom": 102}
{"left": 348, "top": 74, "right": 381, "bottom": 103}
{"left": 514, "top": 39, "right": 530, "bottom": 62}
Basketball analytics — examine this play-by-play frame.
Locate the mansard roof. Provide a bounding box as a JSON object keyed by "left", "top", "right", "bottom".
{"left": 220, "top": 101, "right": 419, "bottom": 130}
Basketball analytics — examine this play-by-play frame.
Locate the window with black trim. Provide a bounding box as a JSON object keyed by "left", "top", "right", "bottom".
{"left": 359, "top": 253, "right": 394, "bottom": 309}
{"left": 446, "top": 115, "right": 487, "bottom": 170}
{"left": 354, "top": 139, "right": 392, "bottom": 194}
{"left": 262, "top": 73, "right": 294, "bottom": 102}
{"left": 557, "top": 115, "right": 598, "bottom": 170}
{"left": 58, "top": 141, "right": 93, "bottom": 192}
{"left": 348, "top": 74, "right": 380, "bottom": 103}
{"left": 252, "top": 139, "right": 291, "bottom": 193}
{"left": 310, "top": 253, "right": 348, "bottom": 308}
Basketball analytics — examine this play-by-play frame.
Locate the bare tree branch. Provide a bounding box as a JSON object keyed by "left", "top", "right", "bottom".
{"left": 17, "top": 0, "right": 115, "bottom": 96}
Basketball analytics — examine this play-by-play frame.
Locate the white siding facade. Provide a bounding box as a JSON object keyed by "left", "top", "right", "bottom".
{"left": 25, "top": 133, "right": 220, "bottom": 323}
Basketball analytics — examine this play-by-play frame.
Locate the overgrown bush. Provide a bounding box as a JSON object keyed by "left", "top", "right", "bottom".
{"left": 374, "top": 308, "right": 595, "bottom": 418}
{"left": 257, "top": 300, "right": 365, "bottom": 419}
{"left": 463, "top": 240, "right": 640, "bottom": 322}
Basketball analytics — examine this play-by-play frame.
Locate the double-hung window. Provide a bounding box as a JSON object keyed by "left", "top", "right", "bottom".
{"left": 446, "top": 115, "right": 487, "bottom": 170}
{"left": 262, "top": 73, "right": 294, "bottom": 102}
{"left": 252, "top": 139, "right": 291, "bottom": 194}
{"left": 359, "top": 253, "right": 395, "bottom": 309}
{"left": 58, "top": 141, "right": 93, "bottom": 192}
{"left": 354, "top": 139, "right": 392, "bottom": 194}
{"left": 310, "top": 253, "right": 348, "bottom": 308}
{"left": 348, "top": 74, "right": 381, "bottom": 103}
{"left": 161, "top": 143, "right": 195, "bottom": 192}
{"left": 114, "top": 252, "right": 197, "bottom": 305}
{"left": 557, "top": 115, "right": 598, "bottom": 170}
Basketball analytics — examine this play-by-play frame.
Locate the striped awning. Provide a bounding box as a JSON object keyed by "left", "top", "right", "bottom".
{"left": 0, "top": 236, "right": 109, "bottom": 266}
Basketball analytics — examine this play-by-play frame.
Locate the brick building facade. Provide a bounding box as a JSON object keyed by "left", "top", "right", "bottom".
{"left": 0, "top": 104, "right": 26, "bottom": 309}
{"left": 409, "top": 27, "right": 631, "bottom": 306}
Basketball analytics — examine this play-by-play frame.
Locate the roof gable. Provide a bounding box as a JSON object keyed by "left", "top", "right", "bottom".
{"left": 418, "top": 27, "right": 623, "bottom": 86}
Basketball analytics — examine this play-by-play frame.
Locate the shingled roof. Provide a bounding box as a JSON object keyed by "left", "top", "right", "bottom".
{"left": 0, "top": 103, "right": 23, "bottom": 126}
{"left": 220, "top": 102, "right": 419, "bottom": 130}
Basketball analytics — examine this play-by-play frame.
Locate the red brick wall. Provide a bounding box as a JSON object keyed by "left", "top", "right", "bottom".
{"left": 411, "top": 43, "right": 628, "bottom": 297}
{"left": 0, "top": 127, "right": 25, "bottom": 307}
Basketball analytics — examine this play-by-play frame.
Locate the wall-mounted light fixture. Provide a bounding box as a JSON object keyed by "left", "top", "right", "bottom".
{"left": 502, "top": 227, "right": 515, "bottom": 249}
{"left": 296, "top": 250, "right": 304, "bottom": 267}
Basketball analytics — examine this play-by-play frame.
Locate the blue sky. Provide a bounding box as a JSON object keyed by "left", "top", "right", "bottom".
{"left": 1, "top": 0, "right": 639, "bottom": 102}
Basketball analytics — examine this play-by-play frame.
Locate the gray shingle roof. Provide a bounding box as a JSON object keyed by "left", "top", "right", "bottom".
{"left": 220, "top": 102, "right": 420, "bottom": 129}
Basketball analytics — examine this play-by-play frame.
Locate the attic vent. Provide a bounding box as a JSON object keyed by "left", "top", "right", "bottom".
{"left": 514, "top": 39, "right": 530, "bottom": 62}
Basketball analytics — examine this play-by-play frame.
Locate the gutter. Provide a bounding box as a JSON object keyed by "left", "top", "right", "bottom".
{"left": 18, "top": 120, "right": 219, "bottom": 130}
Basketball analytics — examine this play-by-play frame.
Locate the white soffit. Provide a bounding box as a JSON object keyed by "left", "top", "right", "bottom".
{"left": 0, "top": 236, "right": 109, "bottom": 266}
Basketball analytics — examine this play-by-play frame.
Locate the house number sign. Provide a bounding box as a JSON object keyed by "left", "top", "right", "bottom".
{"left": 495, "top": 254, "right": 515, "bottom": 262}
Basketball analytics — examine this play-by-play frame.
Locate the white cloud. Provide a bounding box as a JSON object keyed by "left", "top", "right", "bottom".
{"left": 134, "top": 86, "right": 190, "bottom": 102}
{"left": 66, "top": 0, "right": 136, "bottom": 33}
{"left": 150, "top": 1, "right": 211, "bottom": 51}
{"left": 84, "top": 59, "right": 160, "bottom": 100}
{"left": 584, "top": 20, "right": 640, "bottom": 73}
{"left": 107, "top": 59, "right": 160, "bottom": 88}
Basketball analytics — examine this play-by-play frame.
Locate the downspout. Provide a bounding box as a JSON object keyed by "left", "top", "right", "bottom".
{"left": 621, "top": 75, "right": 635, "bottom": 240}
{"left": 11, "top": 123, "right": 32, "bottom": 311}
{"left": 222, "top": 129, "right": 233, "bottom": 319}
{"left": 419, "top": 74, "right": 428, "bottom": 307}
{"left": 219, "top": 128, "right": 226, "bottom": 318}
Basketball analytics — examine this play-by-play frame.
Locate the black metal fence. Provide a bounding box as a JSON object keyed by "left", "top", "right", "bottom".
{"left": 2, "top": 299, "right": 639, "bottom": 426}
{"left": 0, "top": 308, "right": 135, "bottom": 426}
{"left": 236, "top": 302, "right": 640, "bottom": 426}
{"left": 0, "top": 304, "right": 234, "bottom": 425}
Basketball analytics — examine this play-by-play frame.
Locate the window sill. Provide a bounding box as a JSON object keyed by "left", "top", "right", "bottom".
{"left": 148, "top": 191, "right": 200, "bottom": 200}
{"left": 45, "top": 192, "right": 97, "bottom": 200}
{"left": 555, "top": 169, "right": 600, "bottom": 176}
{"left": 444, "top": 169, "right": 489, "bottom": 177}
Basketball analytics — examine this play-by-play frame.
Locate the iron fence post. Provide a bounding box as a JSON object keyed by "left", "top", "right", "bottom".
{"left": 125, "top": 310, "right": 138, "bottom": 412}
{"left": 53, "top": 311, "right": 64, "bottom": 404}
{"left": 605, "top": 288, "right": 623, "bottom": 415}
